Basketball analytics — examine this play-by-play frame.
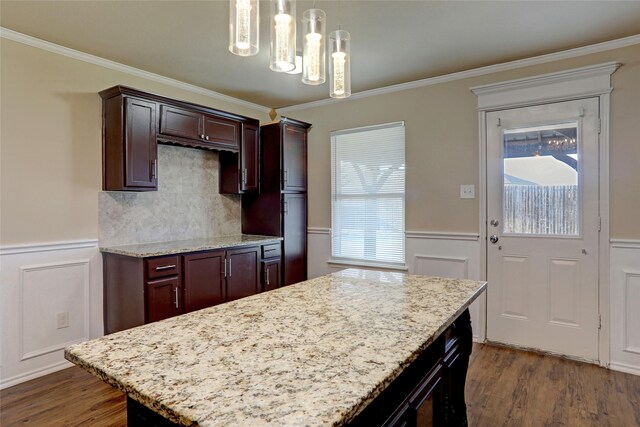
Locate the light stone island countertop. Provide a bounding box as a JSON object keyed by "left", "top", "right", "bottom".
{"left": 100, "top": 234, "right": 283, "bottom": 258}
{"left": 65, "top": 269, "right": 487, "bottom": 427}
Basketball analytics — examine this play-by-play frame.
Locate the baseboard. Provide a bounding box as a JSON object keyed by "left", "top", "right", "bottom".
{"left": 609, "top": 361, "right": 640, "bottom": 377}
{"left": 0, "top": 360, "right": 74, "bottom": 390}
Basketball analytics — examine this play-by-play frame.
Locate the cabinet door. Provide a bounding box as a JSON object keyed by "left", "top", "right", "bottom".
{"left": 282, "top": 124, "right": 307, "bottom": 192}
{"left": 241, "top": 123, "right": 260, "bottom": 193}
{"left": 160, "top": 105, "right": 203, "bottom": 140}
{"left": 283, "top": 194, "right": 307, "bottom": 286}
{"left": 183, "top": 251, "right": 225, "bottom": 312}
{"left": 203, "top": 115, "right": 239, "bottom": 148}
{"left": 385, "top": 364, "right": 443, "bottom": 427}
{"left": 124, "top": 97, "right": 157, "bottom": 189}
{"left": 262, "top": 258, "right": 281, "bottom": 292}
{"left": 225, "top": 246, "right": 260, "bottom": 301}
{"left": 146, "top": 276, "right": 181, "bottom": 323}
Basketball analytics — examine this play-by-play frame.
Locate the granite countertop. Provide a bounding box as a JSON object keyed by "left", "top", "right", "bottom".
{"left": 65, "top": 269, "right": 487, "bottom": 426}
{"left": 100, "top": 235, "right": 283, "bottom": 257}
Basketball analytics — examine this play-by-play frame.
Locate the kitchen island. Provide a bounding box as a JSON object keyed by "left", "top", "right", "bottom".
{"left": 65, "top": 268, "right": 486, "bottom": 426}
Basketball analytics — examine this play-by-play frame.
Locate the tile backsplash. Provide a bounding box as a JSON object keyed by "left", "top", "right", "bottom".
{"left": 99, "top": 145, "right": 240, "bottom": 247}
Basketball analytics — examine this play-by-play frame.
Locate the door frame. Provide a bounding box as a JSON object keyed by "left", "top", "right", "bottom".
{"left": 471, "top": 62, "right": 621, "bottom": 367}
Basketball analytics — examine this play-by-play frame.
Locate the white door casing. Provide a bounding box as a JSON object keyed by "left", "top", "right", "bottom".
{"left": 472, "top": 62, "right": 619, "bottom": 366}
{"left": 486, "top": 98, "right": 600, "bottom": 361}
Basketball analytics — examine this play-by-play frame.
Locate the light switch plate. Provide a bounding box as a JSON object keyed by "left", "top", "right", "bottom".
{"left": 460, "top": 185, "right": 475, "bottom": 199}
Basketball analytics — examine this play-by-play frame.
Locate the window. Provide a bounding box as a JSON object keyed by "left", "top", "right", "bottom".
{"left": 331, "top": 122, "right": 405, "bottom": 266}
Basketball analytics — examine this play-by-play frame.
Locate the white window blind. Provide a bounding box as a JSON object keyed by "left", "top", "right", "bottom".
{"left": 331, "top": 122, "right": 405, "bottom": 266}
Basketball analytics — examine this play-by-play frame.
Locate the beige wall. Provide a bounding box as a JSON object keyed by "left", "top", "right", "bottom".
{"left": 286, "top": 44, "right": 640, "bottom": 240}
{"left": 1, "top": 39, "right": 639, "bottom": 245}
{"left": 0, "top": 39, "right": 268, "bottom": 245}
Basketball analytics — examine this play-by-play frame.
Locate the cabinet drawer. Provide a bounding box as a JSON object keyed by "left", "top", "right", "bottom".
{"left": 262, "top": 243, "right": 281, "bottom": 259}
{"left": 146, "top": 256, "right": 181, "bottom": 279}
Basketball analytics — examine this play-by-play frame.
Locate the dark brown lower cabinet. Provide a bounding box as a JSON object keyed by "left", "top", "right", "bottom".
{"left": 283, "top": 193, "right": 307, "bottom": 286}
{"left": 183, "top": 251, "right": 225, "bottom": 312}
{"left": 146, "top": 276, "right": 182, "bottom": 323}
{"left": 103, "top": 244, "right": 274, "bottom": 334}
{"left": 262, "top": 258, "right": 281, "bottom": 292}
{"left": 225, "top": 246, "right": 260, "bottom": 301}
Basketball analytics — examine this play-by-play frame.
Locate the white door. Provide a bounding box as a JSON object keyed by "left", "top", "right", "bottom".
{"left": 486, "top": 98, "right": 600, "bottom": 361}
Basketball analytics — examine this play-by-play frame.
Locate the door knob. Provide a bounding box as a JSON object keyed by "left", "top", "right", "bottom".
{"left": 490, "top": 219, "right": 499, "bottom": 227}
{"left": 490, "top": 235, "right": 499, "bottom": 244}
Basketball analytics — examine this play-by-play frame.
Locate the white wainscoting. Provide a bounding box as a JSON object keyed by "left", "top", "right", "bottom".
{"left": 0, "top": 240, "right": 102, "bottom": 389}
{"left": 610, "top": 239, "right": 640, "bottom": 376}
{"left": 307, "top": 229, "right": 485, "bottom": 341}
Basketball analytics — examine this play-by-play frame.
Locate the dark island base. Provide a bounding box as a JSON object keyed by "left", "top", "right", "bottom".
{"left": 126, "top": 309, "right": 472, "bottom": 427}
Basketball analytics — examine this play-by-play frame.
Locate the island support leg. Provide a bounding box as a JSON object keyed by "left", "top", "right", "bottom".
{"left": 447, "top": 308, "right": 472, "bottom": 426}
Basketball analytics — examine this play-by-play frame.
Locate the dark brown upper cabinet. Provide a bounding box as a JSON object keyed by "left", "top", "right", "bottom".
{"left": 219, "top": 123, "right": 260, "bottom": 194}
{"left": 258, "top": 118, "right": 311, "bottom": 194}
{"left": 102, "top": 95, "right": 158, "bottom": 191}
{"left": 282, "top": 124, "right": 307, "bottom": 192}
{"left": 99, "top": 85, "right": 259, "bottom": 192}
{"left": 160, "top": 105, "right": 202, "bottom": 140}
{"left": 159, "top": 105, "right": 240, "bottom": 150}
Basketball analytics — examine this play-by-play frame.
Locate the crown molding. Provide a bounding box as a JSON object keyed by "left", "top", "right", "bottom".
{"left": 0, "top": 27, "right": 271, "bottom": 114}
{"left": 278, "top": 34, "right": 640, "bottom": 113}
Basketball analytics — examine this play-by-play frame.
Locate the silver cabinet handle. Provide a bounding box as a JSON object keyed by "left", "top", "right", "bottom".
{"left": 155, "top": 264, "right": 176, "bottom": 271}
{"left": 266, "top": 267, "right": 270, "bottom": 286}
{"left": 490, "top": 235, "right": 499, "bottom": 244}
{"left": 174, "top": 286, "right": 179, "bottom": 309}
{"left": 284, "top": 200, "right": 288, "bottom": 215}
{"left": 224, "top": 259, "right": 227, "bottom": 277}
{"left": 228, "top": 258, "right": 232, "bottom": 276}
{"left": 490, "top": 219, "right": 499, "bottom": 227}
{"left": 284, "top": 168, "right": 289, "bottom": 183}
{"left": 151, "top": 159, "right": 157, "bottom": 179}
{"left": 200, "top": 134, "right": 205, "bottom": 139}
{"left": 242, "top": 168, "right": 247, "bottom": 185}
{"left": 205, "top": 135, "right": 210, "bottom": 141}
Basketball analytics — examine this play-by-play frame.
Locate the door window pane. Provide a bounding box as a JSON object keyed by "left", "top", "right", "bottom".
{"left": 502, "top": 123, "right": 579, "bottom": 235}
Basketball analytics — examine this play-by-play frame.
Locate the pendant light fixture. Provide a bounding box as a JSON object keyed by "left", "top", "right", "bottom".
{"left": 270, "top": 0, "right": 296, "bottom": 72}
{"left": 329, "top": 29, "right": 351, "bottom": 98}
{"left": 301, "top": 8, "right": 326, "bottom": 85}
{"left": 229, "top": 0, "right": 259, "bottom": 56}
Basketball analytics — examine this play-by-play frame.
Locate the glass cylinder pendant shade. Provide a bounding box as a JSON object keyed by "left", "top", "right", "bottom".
{"left": 302, "top": 9, "right": 326, "bottom": 85}
{"left": 229, "top": 0, "right": 259, "bottom": 56}
{"left": 329, "top": 30, "right": 351, "bottom": 98}
{"left": 270, "top": 0, "right": 296, "bottom": 72}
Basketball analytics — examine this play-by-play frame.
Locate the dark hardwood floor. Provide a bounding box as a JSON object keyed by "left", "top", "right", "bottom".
{"left": 466, "top": 344, "right": 640, "bottom": 427}
{"left": 1, "top": 344, "right": 639, "bottom": 426}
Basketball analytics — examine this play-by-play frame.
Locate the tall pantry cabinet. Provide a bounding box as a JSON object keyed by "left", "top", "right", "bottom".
{"left": 242, "top": 118, "right": 311, "bottom": 286}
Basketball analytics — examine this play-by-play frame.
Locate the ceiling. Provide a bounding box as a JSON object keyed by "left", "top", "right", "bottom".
{"left": 2, "top": 1, "right": 640, "bottom": 108}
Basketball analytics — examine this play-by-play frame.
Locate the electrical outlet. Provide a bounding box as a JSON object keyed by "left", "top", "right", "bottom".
{"left": 56, "top": 312, "right": 69, "bottom": 329}
{"left": 460, "top": 185, "right": 475, "bottom": 199}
